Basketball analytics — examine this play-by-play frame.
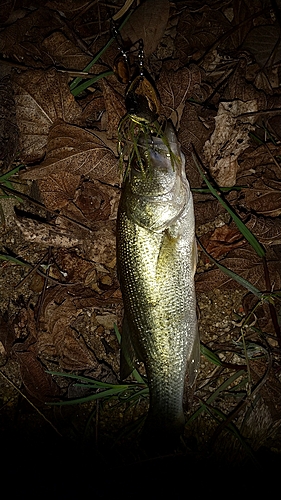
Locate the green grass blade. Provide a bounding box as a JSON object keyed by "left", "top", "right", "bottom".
{"left": 187, "top": 369, "right": 246, "bottom": 423}
{"left": 197, "top": 241, "right": 264, "bottom": 298}
{"left": 46, "top": 370, "right": 127, "bottom": 389}
{"left": 69, "top": 12, "right": 132, "bottom": 92}
{"left": 200, "top": 344, "right": 223, "bottom": 366}
{"left": 48, "top": 387, "right": 129, "bottom": 406}
{"left": 71, "top": 70, "right": 113, "bottom": 97}
{"left": 0, "top": 165, "right": 24, "bottom": 181}
{"left": 0, "top": 254, "right": 31, "bottom": 267}
{"left": 192, "top": 153, "right": 265, "bottom": 258}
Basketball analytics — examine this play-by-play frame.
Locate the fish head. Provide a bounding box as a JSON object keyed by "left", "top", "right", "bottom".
{"left": 123, "top": 123, "right": 191, "bottom": 231}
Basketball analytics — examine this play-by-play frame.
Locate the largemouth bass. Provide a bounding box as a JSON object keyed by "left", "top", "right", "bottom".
{"left": 116, "top": 123, "right": 199, "bottom": 445}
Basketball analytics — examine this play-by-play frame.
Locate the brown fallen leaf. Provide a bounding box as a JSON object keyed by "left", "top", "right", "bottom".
{"left": 121, "top": 0, "right": 170, "bottom": 57}
{"left": 36, "top": 286, "right": 96, "bottom": 371}
{"left": 203, "top": 99, "right": 258, "bottom": 187}
{"left": 246, "top": 214, "right": 281, "bottom": 245}
{"left": 13, "top": 346, "right": 61, "bottom": 402}
{"left": 175, "top": 6, "right": 232, "bottom": 64}
{"left": 37, "top": 172, "right": 81, "bottom": 211}
{"left": 0, "top": 74, "right": 19, "bottom": 172}
{"left": 41, "top": 31, "right": 94, "bottom": 71}
{"left": 242, "top": 175, "right": 281, "bottom": 217}
{"left": 201, "top": 224, "right": 245, "bottom": 260}
{"left": 196, "top": 245, "right": 281, "bottom": 293}
{"left": 179, "top": 102, "right": 216, "bottom": 187}
{"left": 157, "top": 63, "right": 204, "bottom": 128}
{"left": 101, "top": 79, "right": 126, "bottom": 139}
{"left": 0, "top": 7, "right": 62, "bottom": 67}
{"left": 20, "top": 120, "right": 120, "bottom": 186}
{"left": 242, "top": 24, "right": 281, "bottom": 68}
{"left": 13, "top": 69, "right": 83, "bottom": 162}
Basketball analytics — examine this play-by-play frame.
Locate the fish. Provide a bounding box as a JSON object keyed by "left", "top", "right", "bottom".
{"left": 116, "top": 123, "right": 200, "bottom": 446}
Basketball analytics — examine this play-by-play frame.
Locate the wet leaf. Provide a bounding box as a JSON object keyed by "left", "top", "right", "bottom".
{"left": 20, "top": 120, "right": 120, "bottom": 185}
{"left": 121, "top": 0, "right": 170, "bottom": 57}
{"left": 13, "top": 69, "right": 83, "bottom": 162}
{"left": 196, "top": 246, "right": 281, "bottom": 293}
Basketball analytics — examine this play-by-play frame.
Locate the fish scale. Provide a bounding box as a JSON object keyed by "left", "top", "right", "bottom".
{"left": 117, "top": 123, "right": 199, "bottom": 445}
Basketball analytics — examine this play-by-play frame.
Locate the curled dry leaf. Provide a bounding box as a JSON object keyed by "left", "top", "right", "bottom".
{"left": 67, "top": 179, "right": 120, "bottom": 224}
{"left": 196, "top": 246, "right": 281, "bottom": 293}
{"left": 203, "top": 99, "right": 258, "bottom": 187}
{"left": 20, "top": 120, "right": 120, "bottom": 186}
{"left": 121, "top": 0, "right": 170, "bottom": 57}
{"left": 13, "top": 69, "right": 82, "bottom": 162}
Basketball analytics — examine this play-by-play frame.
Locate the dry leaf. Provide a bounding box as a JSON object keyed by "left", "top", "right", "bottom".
{"left": 242, "top": 175, "right": 281, "bottom": 217}
{"left": 0, "top": 74, "right": 18, "bottom": 171}
{"left": 201, "top": 225, "right": 245, "bottom": 259}
{"left": 0, "top": 7, "right": 62, "bottom": 66}
{"left": 157, "top": 64, "right": 204, "bottom": 128}
{"left": 37, "top": 287, "right": 96, "bottom": 370}
{"left": 178, "top": 102, "right": 215, "bottom": 187}
{"left": 41, "top": 31, "right": 93, "bottom": 70}
{"left": 242, "top": 24, "right": 281, "bottom": 67}
{"left": 175, "top": 6, "right": 232, "bottom": 63}
{"left": 13, "top": 346, "right": 61, "bottom": 402}
{"left": 196, "top": 246, "right": 281, "bottom": 293}
{"left": 101, "top": 79, "right": 126, "bottom": 139}
{"left": 246, "top": 214, "right": 281, "bottom": 245}
{"left": 121, "top": 0, "right": 170, "bottom": 57}
{"left": 203, "top": 99, "right": 258, "bottom": 187}
{"left": 37, "top": 172, "right": 81, "bottom": 210}
{"left": 13, "top": 69, "right": 83, "bottom": 162}
{"left": 20, "top": 120, "right": 120, "bottom": 185}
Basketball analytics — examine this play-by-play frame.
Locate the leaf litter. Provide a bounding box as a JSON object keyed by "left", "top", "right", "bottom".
{"left": 0, "top": 0, "right": 281, "bottom": 474}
